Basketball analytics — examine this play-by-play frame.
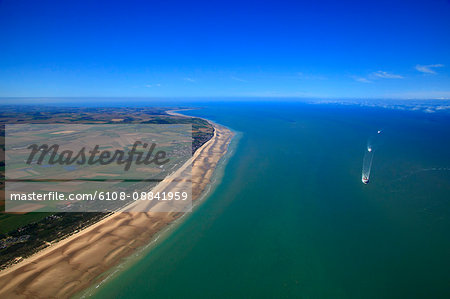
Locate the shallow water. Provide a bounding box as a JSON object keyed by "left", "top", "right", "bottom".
{"left": 93, "top": 102, "right": 450, "bottom": 298}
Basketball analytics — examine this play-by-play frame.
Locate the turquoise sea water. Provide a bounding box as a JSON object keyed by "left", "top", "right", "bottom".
{"left": 92, "top": 102, "right": 450, "bottom": 298}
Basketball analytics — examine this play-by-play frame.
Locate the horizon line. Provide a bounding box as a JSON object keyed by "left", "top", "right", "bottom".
{"left": 0, "top": 96, "right": 450, "bottom": 101}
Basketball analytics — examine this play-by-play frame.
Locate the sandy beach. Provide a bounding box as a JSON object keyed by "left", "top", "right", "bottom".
{"left": 0, "top": 116, "right": 233, "bottom": 298}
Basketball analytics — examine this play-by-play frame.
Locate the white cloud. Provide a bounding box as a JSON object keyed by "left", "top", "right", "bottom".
{"left": 352, "top": 76, "right": 372, "bottom": 83}
{"left": 183, "top": 77, "right": 196, "bottom": 82}
{"left": 383, "top": 90, "right": 450, "bottom": 99}
{"left": 230, "top": 76, "right": 248, "bottom": 82}
{"left": 145, "top": 83, "right": 161, "bottom": 88}
{"left": 415, "top": 64, "right": 444, "bottom": 74}
{"left": 371, "top": 71, "right": 404, "bottom": 79}
{"left": 352, "top": 71, "right": 403, "bottom": 83}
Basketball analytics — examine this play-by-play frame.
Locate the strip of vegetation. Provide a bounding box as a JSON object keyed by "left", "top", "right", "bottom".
{"left": 0, "top": 212, "right": 109, "bottom": 270}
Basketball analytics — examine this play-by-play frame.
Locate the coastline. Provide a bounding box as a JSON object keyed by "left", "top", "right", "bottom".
{"left": 0, "top": 112, "right": 234, "bottom": 298}
{"left": 80, "top": 118, "right": 240, "bottom": 298}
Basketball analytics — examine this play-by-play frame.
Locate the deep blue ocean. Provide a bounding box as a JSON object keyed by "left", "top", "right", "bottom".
{"left": 90, "top": 101, "right": 450, "bottom": 298}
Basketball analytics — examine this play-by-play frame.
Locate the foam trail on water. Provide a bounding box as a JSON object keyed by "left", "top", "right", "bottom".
{"left": 362, "top": 145, "right": 374, "bottom": 182}
{"left": 361, "top": 130, "right": 382, "bottom": 184}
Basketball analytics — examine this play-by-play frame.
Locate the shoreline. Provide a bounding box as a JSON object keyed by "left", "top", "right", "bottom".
{"left": 0, "top": 112, "right": 234, "bottom": 298}
{"left": 80, "top": 122, "right": 240, "bottom": 298}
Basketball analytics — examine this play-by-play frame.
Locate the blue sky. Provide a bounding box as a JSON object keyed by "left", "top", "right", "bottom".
{"left": 0, "top": 0, "right": 449, "bottom": 99}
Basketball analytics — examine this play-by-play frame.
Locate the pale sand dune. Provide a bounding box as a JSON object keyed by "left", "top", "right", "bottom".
{"left": 0, "top": 119, "right": 233, "bottom": 299}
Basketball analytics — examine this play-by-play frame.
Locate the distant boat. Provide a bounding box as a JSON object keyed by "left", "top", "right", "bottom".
{"left": 362, "top": 175, "right": 369, "bottom": 184}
